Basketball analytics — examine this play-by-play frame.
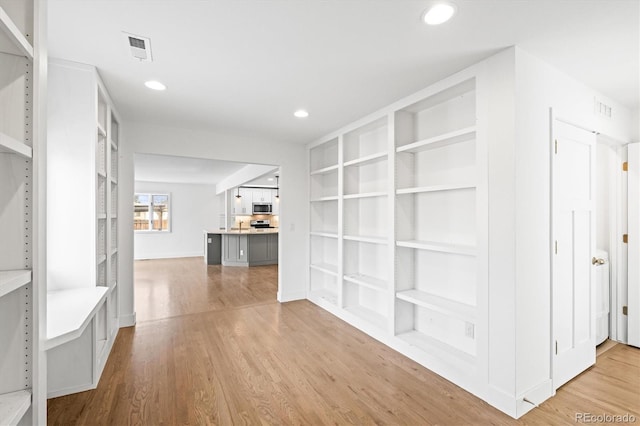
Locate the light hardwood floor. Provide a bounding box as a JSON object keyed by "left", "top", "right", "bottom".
{"left": 48, "top": 257, "right": 640, "bottom": 425}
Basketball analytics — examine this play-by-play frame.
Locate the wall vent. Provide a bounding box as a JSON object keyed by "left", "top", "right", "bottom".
{"left": 594, "top": 98, "right": 612, "bottom": 119}
{"left": 122, "top": 32, "right": 153, "bottom": 62}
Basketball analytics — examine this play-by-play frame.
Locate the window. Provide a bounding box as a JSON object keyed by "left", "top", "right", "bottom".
{"left": 134, "top": 193, "right": 170, "bottom": 231}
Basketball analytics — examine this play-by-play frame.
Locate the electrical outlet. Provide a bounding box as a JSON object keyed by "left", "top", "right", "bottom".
{"left": 465, "top": 322, "right": 475, "bottom": 338}
{"left": 207, "top": 238, "right": 212, "bottom": 243}
{"left": 240, "top": 249, "right": 244, "bottom": 256}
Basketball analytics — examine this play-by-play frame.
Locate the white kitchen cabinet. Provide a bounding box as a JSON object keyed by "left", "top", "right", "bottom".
{"left": 230, "top": 187, "right": 252, "bottom": 215}
{"left": 46, "top": 59, "right": 121, "bottom": 397}
{"left": 252, "top": 189, "right": 272, "bottom": 203}
{"left": 308, "top": 67, "right": 486, "bottom": 409}
{"left": 0, "top": 1, "right": 46, "bottom": 424}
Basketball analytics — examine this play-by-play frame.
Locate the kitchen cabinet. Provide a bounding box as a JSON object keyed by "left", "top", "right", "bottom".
{"left": 223, "top": 234, "right": 248, "bottom": 266}
{"left": 248, "top": 233, "right": 278, "bottom": 265}
{"left": 231, "top": 187, "right": 252, "bottom": 215}
{"left": 205, "top": 233, "right": 222, "bottom": 265}
{"left": 220, "top": 232, "right": 278, "bottom": 266}
{"left": 252, "top": 189, "right": 273, "bottom": 203}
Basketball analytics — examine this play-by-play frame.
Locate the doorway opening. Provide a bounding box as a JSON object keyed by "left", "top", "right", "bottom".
{"left": 132, "top": 153, "right": 282, "bottom": 322}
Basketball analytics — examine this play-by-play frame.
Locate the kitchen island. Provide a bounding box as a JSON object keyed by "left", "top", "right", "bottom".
{"left": 204, "top": 228, "right": 278, "bottom": 267}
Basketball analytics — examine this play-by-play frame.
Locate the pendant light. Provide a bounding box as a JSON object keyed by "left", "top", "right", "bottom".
{"left": 275, "top": 176, "right": 279, "bottom": 198}
{"left": 235, "top": 187, "right": 242, "bottom": 198}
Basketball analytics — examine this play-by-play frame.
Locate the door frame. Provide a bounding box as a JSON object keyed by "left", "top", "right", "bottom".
{"left": 549, "top": 109, "right": 598, "bottom": 390}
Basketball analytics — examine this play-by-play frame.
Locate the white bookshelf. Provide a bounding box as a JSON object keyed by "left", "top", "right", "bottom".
{"left": 307, "top": 73, "right": 484, "bottom": 397}
{"left": 46, "top": 60, "right": 122, "bottom": 398}
{"left": 0, "top": 2, "right": 41, "bottom": 424}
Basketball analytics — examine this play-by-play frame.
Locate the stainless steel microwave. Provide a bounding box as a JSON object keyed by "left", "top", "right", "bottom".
{"left": 252, "top": 202, "right": 272, "bottom": 215}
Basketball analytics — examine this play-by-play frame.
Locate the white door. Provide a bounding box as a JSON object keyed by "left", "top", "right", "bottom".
{"left": 628, "top": 143, "right": 640, "bottom": 347}
{"left": 551, "top": 118, "right": 597, "bottom": 389}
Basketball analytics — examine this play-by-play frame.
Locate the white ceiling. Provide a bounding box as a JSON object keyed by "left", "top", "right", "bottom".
{"left": 49, "top": 1, "right": 639, "bottom": 145}
{"left": 134, "top": 153, "right": 246, "bottom": 184}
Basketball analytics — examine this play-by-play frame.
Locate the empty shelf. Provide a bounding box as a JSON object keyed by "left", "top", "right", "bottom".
{"left": 309, "top": 289, "right": 338, "bottom": 305}
{"left": 310, "top": 164, "right": 339, "bottom": 175}
{"left": 343, "top": 235, "right": 387, "bottom": 245}
{"left": 396, "top": 183, "right": 475, "bottom": 194}
{"left": 0, "top": 7, "right": 33, "bottom": 58}
{"left": 396, "top": 240, "right": 476, "bottom": 256}
{"left": 310, "top": 195, "right": 339, "bottom": 202}
{"left": 396, "top": 289, "right": 476, "bottom": 322}
{"left": 46, "top": 286, "right": 109, "bottom": 350}
{"left": 97, "top": 123, "right": 106, "bottom": 137}
{"left": 309, "top": 263, "right": 338, "bottom": 276}
{"left": 343, "top": 273, "right": 387, "bottom": 291}
{"left": 396, "top": 126, "right": 476, "bottom": 154}
{"left": 345, "top": 305, "right": 387, "bottom": 330}
{"left": 0, "top": 270, "right": 31, "bottom": 299}
{"left": 343, "top": 191, "right": 387, "bottom": 199}
{"left": 0, "top": 390, "right": 31, "bottom": 426}
{"left": 0, "top": 132, "right": 32, "bottom": 158}
{"left": 310, "top": 231, "right": 339, "bottom": 239}
{"left": 397, "top": 330, "right": 475, "bottom": 367}
{"left": 344, "top": 152, "right": 387, "bottom": 168}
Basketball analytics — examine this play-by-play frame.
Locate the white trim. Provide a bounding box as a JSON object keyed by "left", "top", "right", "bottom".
{"left": 134, "top": 251, "right": 202, "bottom": 260}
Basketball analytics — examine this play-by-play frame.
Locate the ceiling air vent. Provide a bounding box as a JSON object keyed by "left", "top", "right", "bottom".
{"left": 122, "top": 32, "right": 153, "bottom": 62}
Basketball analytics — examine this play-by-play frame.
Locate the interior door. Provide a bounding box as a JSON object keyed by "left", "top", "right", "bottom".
{"left": 628, "top": 143, "right": 640, "bottom": 347}
{"left": 551, "top": 117, "right": 597, "bottom": 389}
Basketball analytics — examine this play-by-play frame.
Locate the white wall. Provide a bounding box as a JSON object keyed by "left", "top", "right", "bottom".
{"left": 481, "top": 46, "right": 635, "bottom": 417}
{"left": 120, "top": 122, "right": 308, "bottom": 304}
{"left": 134, "top": 181, "right": 222, "bottom": 259}
{"left": 511, "top": 46, "right": 633, "bottom": 409}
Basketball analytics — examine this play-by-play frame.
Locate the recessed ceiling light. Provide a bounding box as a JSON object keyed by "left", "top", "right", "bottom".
{"left": 423, "top": 2, "right": 457, "bottom": 25}
{"left": 267, "top": 178, "right": 274, "bottom": 181}
{"left": 144, "top": 80, "right": 166, "bottom": 91}
{"left": 294, "top": 109, "right": 309, "bottom": 118}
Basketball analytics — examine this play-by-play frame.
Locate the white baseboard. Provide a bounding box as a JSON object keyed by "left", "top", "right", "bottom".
{"left": 119, "top": 312, "right": 136, "bottom": 327}
{"left": 134, "top": 251, "right": 203, "bottom": 260}
{"left": 278, "top": 290, "right": 306, "bottom": 302}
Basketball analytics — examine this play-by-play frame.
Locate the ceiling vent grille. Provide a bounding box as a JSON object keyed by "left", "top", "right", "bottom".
{"left": 122, "top": 32, "right": 153, "bottom": 62}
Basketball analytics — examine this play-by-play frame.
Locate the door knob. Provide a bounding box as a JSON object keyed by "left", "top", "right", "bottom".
{"left": 592, "top": 257, "right": 605, "bottom": 265}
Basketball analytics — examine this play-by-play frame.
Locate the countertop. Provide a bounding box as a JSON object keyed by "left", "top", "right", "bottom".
{"left": 205, "top": 228, "right": 279, "bottom": 235}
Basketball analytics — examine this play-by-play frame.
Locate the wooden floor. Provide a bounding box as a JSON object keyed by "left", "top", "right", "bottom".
{"left": 48, "top": 257, "right": 640, "bottom": 425}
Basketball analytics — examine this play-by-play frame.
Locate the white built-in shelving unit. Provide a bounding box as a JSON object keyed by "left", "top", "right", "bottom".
{"left": 308, "top": 70, "right": 486, "bottom": 395}
{"left": 0, "top": 0, "right": 44, "bottom": 423}
{"left": 46, "top": 59, "right": 121, "bottom": 398}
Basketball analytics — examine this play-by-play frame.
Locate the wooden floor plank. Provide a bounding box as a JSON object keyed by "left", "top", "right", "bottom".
{"left": 47, "top": 257, "right": 640, "bottom": 425}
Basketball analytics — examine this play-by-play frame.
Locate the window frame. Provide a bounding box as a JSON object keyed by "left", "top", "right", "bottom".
{"left": 134, "top": 192, "right": 172, "bottom": 233}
